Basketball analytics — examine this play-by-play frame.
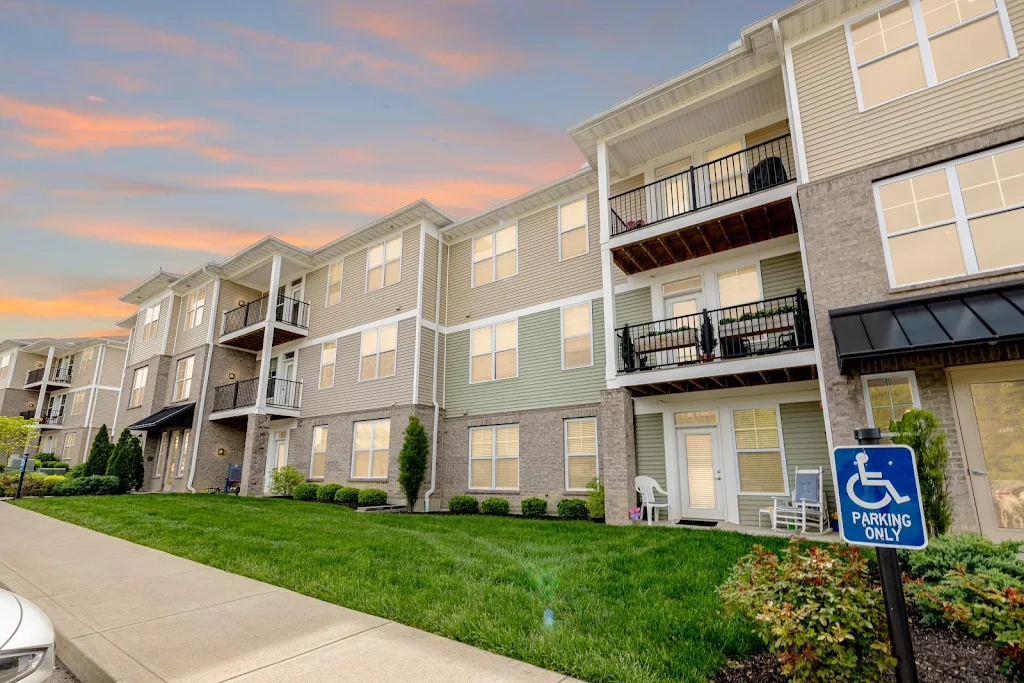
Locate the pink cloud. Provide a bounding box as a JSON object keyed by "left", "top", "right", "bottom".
{"left": 68, "top": 11, "right": 239, "bottom": 66}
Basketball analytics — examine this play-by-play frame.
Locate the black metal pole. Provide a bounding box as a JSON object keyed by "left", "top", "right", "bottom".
{"left": 15, "top": 456, "right": 27, "bottom": 500}
{"left": 855, "top": 427, "right": 918, "bottom": 683}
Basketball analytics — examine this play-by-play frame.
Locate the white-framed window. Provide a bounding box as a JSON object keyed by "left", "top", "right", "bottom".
{"left": 61, "top": 433, "right": 76, "bottom": 460}
{"left": 78, "top": 347, "right": 95, "bottom": 376}
{"left": 862, "top": 371, "right": 920, "bottom": 438}
{"left": 142, "top": 303, "right": 161, "bottom": 341}
{"left": 732, "top": 406, "right": 787, "bottom": 495}
{"left": 175, "top": 429, "right": 191, "bottom": 477}
{"left": 366, "top": 235, "right": 402, "bottom": 292}
{"left": 717, "top": 264, "right": 761, "bottom": 308}
{"left": 0, "top": 353, "right": 10, "bottom": 379}
{"left": 558, "top": 197, "right": 589, "bottom": 261}
{"left": 472, "top": 224, "right": 517, "bottom": 286}
{"left": 846, "top": 0, "right": 1016, "bottom": 111}
{"left": 319, "top": 341, "right": 336, "bottom": 389}
{"left": 184, "top": 286, "right": 206, "bottom": 330}
{"left": 154, "top": 432, "right": 169, "bottom": 478}
{"left": 41, "top": 434, "right": 54, "bottom": 455}
{"left": 564, "top": 418, "right": 598, "bottom": 491}
{"left": 173, "top": 356, "right": 194, "bottom": 402}
{"left": 359, "top": 324, "right": 397, "bottom": 381}
{"left": 326, "top": 261, "right": 343, "bottom": 307}
{"left": 469, "top": 425, "right": 519, "bottom": 490}
{"left": 875, "top": 141, "right": 1024, "bottom": 286}
{"left": 352, "top": 419, "right": 390, "bottom": 479}
{"left": 470, "top": 319, "right": 517, "bottom": 383}
{"left": 128, "top": 366, "right": 148, "bottom": 408}
{"left": 561, "top": 302, "right": 593, "bottom": 370}
{"left": 310, "top": 425, "right": 328, "bottom": 479}
{"left": 70, "top": 391, "right": 85, "bottom": 416}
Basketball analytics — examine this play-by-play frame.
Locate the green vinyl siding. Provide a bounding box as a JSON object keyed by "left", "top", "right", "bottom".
{"left": 759, "top": 252, "right": 806, "bottom": 300}
{"left": 736, "top": 401, "right": 832, "bottom": 526}
{"left": 614, "top": 287, "right": 652, "bottom": 328}
{"left": 444, "top": 298, "right": 605, "bottom": 416}
{"left": 635, "top": 414, "right": 667, "bottom": 502}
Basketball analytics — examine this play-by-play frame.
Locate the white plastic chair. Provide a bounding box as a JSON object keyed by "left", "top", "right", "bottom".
{"left": 772, "top": 467, "right": 828, "bottom": 534}
{"left": 635, "top": 476, "right": 671, "bottom": 526}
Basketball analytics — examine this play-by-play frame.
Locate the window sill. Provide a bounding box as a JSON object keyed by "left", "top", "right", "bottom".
{"left": 307, "top": 477, "right": 324, "bottom": 482}
{"left": 890, "top": 263, "right": 1024, "bottom": 295}
{"left": 350, "top": 477, "right": 388, "bottom": 482}
{"left": 467, "top": 489, "right": 519, "bottom": 494}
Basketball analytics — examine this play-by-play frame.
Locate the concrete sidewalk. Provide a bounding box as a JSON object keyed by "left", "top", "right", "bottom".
{"left": 0, "top": 504, "right": 580, "bottom": 683}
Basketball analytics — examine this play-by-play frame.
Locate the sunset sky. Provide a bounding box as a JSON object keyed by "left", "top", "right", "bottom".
{"left": 0, "top": 0, "right": 789, "bottom": 339}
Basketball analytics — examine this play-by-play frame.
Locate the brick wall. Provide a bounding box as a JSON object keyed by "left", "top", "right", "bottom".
{"left": 599, "top": 389, "right": 635, "bottom": 525}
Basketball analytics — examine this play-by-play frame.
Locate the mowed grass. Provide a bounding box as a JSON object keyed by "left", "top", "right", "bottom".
{"left": 12, "top": 495, "right": 784, "bottom": 683}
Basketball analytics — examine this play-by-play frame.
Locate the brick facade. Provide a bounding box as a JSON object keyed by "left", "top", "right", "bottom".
{"left": 598, "top": 389, "right": 635, "bottom": 525}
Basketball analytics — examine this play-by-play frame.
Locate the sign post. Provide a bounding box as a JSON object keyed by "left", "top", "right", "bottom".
{"left": 831, "top": 427, "right": 925, "bottom": 683}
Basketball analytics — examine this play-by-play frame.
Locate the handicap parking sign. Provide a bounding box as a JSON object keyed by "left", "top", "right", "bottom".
{"left": 831, "top": 445, "right": 928, "bottom": 550}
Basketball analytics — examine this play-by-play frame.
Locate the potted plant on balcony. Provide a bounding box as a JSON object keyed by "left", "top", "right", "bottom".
{"left": 634, "top": 326, "right": 697, "bottom": 354}
{"left": 699, "top": 315, "right": 716, "bottom": 361}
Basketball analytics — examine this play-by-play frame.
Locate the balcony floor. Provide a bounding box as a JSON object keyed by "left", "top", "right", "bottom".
{"left": 219, "top": 322, "right": 307, "bottom": 351}
{"left": 614, "top": 351, "right": 818, "bottom": 397}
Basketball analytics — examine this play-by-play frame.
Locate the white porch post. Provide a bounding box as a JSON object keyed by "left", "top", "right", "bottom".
{"left": 597, "top": 142, "right": 618, "bottom": 382}
{"left": 34, "top": 346, "right": 55, "bottom": 420}
{"left": 256, "top": 255, "right": 282, "bottom": 410}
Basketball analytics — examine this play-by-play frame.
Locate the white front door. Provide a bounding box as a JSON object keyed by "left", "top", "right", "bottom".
{"left": 676, "top": 427, "right": 726, "bottom": 520}
{"left": 264, "top": 430, "right": 289, "bottom": 493}
{"left": 277, "top": 279, "right": 304, "bottom": 326}
{"left": 269, "top": 354, "right": 296, "bottom": 407}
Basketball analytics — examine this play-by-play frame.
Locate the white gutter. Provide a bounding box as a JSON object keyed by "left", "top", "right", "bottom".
{"left": 187, "top": 275, "right": 221, "bottom": 493}
{"left": 110, "top": 329, "right": 132, "bottom": 432}
{"left": 424, "top": 241, "right": 446, "bottom": 512}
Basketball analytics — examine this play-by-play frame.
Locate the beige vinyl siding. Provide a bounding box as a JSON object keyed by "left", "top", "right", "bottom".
{"left": 792, "top": 1, "right": 1024, "bottom": 181}
{"left": 736, "top": 401, "right": 832, "bottom": 526}
{"left": 99, "top": 347, "right": 127, "bottom": 389}
{"left": 11, "top": 352, "right": 44, "bottom": 390}
{"left": 173, "top": 283, "right": 213, "bottom": 355}
{"left": 759, "top": 252, "right": 806, "bottom": 299}
{"left": 614, "top": 287, "right": 653, "bottom": 328}
{"left": 439, "top": 245, "right": 450, "bottom": 326}
{"left": 164, "top": 295, "right": 183, "bottom": 356}
{"left": 445, "top": 191, "right": 601, "bottom": 324}
{"left": 131, "top": 294, "right": 172, "bottom": 364}
{"left": 610, "top": 174, "right": 645, "bottom": 196}
{"left": 298, "top": 317, "right": 416, "bottom": 415}
{"left": 437, "top": 332, "right": 447, "bottom": 407}
{"left": 745, "top": 120, "right": 796, "bottom": 182}
{"left": 418, "top": 326, "right": 435, "bottom": 405}
{"left": 305, "top": 227, "right": 421, "bottom": 339}
{"left": 444, "top": 299, "right": 605, "bottom": 416}
{"left": 635, "top": 413, "right": 668, "bottom": 494}
{"left": 422, "top": 235, "right": 439, "bottom": 323}
{"left": 68, "top": 350, "right": 95, "bottom": 389}
{"left": 91, "top": 388, "right": 119, "bottom": 428}
{"left": 61, "top": 389, "right": 89, "bottom": 429}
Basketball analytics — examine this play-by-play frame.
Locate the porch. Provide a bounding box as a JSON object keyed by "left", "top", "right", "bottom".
{"left": 219, "top": 294, "right": 310, "bottom": 350}
{"left": 208, "top": 377, "right": 302, "bottom": 420}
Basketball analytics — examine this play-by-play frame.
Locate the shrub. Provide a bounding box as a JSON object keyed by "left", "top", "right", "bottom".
{"left": 85, "top": 424, "right": 113, "bottom": 477}
{"left": 292, "top": 483, "right": 319, "bottom": 501}
{"left": 269, "top": 465, "right": 304, "bottom": 497}
{"left": 0, "top": 472, "right": 48, "bottom": 496}
{"left": 317, "top": 483, "right": 343, "bottom": 503}
{"left": 64, "top": 463, "right": 87, "bottom": 480}
{"left": 900, "top": 533, "right": 1024, "bottom": 585}
{"left": 557, "top": 498, "right": 590, "bottom": 520}
{"left": 586, "top": 478, "right": 605, "bottom": 520}
{"left": 107, "top": 428, "right": 143, "bottom": 492}
{"left": 481, "top": 497, "right": 509, "bottom": 515}
{"left": 36, "top": 452, "right": 60, "bottom": 466}
{"left": 54, "top": 475, "right": 121, "bottom": 496}
{"left": 334, "top": 486, "right": 359, "bottom": 505}
{"left": 521, "top": 497, "right": 548, "bottom": 517}
{"left": 398, "top": 416, "right": 429, "bottom": 512}
{"left": 890, "top": 409, "right": 953, "bottom": 535}
{"left": 357, "top": 488, "right": 388, "bottom": 506}
{"left": 447, "top": 495, "right": 479, "bottom": 514}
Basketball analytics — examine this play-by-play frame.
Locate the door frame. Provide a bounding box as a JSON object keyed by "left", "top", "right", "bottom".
{"left": 675, "top": 425, "right": 726, "bottom": 521}
{"left": 264, "top": 429, "right": 291, "bottom": 493}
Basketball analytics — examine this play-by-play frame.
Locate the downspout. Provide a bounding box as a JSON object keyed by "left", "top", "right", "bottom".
{"left": 187, "top": 275, "right": 221, "bottom": 493}
{"left": 83, "top": 344, "right": 104, "bottom": 435}
{"left": 424, "top": 240, "right": 446, "bottom": 512}
{"left": 111, "top": 329, "right": 133, "bottom": 432}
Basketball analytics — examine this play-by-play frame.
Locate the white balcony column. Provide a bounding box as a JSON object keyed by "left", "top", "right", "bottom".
{"left": 34, "top": 346, "right": 55, "bottom": 420}
{"left": 597, "top": 141, "right": 619, "bottom": 382}
{"left": 256, "top": 255, "right": 282, "bottom": 409}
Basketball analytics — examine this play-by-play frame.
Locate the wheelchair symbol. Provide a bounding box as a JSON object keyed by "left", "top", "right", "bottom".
{"left": 845, "top": 451, "right": 911, "bottom": 509}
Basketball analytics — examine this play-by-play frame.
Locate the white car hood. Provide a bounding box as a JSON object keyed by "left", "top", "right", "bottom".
{"left": 0, "top": 589, "right": 53, "bottom": 651}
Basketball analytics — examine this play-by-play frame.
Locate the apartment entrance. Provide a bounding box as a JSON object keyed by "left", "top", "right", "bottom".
{"left": 268, "top": 353, "right": 297, "bottom": 407}
{"left": 277, "top": 278, "right": 304, "bottom": 327}
{"left": 951, "top": 363, "right": 1024, "bottom": 540}
{"left": 674, "top": 410, "right": 725, "bottom": 521}
{"left": 264, "top": 429, "right": 289, "bottom": 493}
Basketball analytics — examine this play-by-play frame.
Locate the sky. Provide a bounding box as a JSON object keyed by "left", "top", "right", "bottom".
{"left": 0, "top": 0, "right": 790, "bottom": 339}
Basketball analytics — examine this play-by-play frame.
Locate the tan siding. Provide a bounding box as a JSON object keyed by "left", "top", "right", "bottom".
{"left": 11, "top": 352, "right": 44, "bottom": 390}
{"left": 216, "top": 280, "right": 264, "bottom": 338}
{"left": 61, "top": 388, "right": 89, "bottom": 429}
{"left": 422, "top": 235, "right": 439, "bottom": 323}
{"left": 165, "top": 295, "right": 183, "bottom": 355}
{"left": 439, "top": 245, "right": 450, "bottom": 327}
{"left": 793, "top": 1, "right": 1024, "bottom": 180}
{"left": 610, "top": 174, "right": 645, "bottom": 196}
{"left": 99, "top": 346, "right": 126, "bottom": 388}
{"left": 173, "top": 283, "right": 213, "bottom": 355}
{"left": 745, "top": 120, "right": 795, "bottom": 182}
{"left": 760, "top": 252, "right": 806, "bottom": 299}
{"left": 417, "top": 326, "right": 435, "bottom": 405}
{"left": 614, "top": 287, "right": 653, "bottom": 328}
{"left": 130, "top": 294, "right": 172, "bottom": 364}
{"left": 635, "top": 413, "right": 668, "bottom": 495}
{"left": 438, "top": 332, "right": 447, "bottom": 407}
{"left": 445, "top": 190, "right": 602, "bottom": 324}
{"left": 90, "top": 388, "right": 119, "bottom": 429}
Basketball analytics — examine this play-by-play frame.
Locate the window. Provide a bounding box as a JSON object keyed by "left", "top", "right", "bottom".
{"left": 129, "top": 367, "right": 148, "bottom": 408}
{"left": 352, "top": 419, "right": 390, "bottom": 479}
{"left": 310, "top": 425, "right": 328, "bottom": 478}
{"left": 561, "top": 303, "right": 593, "bottom": 369}
{"left": 61, "top": 433, "right": 76, "bottom": 460}
{"left": 184, "top": 287, "right": 206, "bottom": 330}
{"left": 875, "top": 142, "right": 1024, "bottom": 285}
{"left": 717, "top": 265, "right": 760, "bottom": 308}
{"left": 173, "top": 356, "right": 194, "bottom": 401}
{"left": 0, "top": 354, "right": 9, "bottom": 379}
{"left": 319, "top": 342, "right": 336, "bottom": 389}
{"left": 142, "top": 303, "right": 161, "bottom": 341}
{"left": 733, "top": 407, "right": 786, "bottom": 494}
{"left": 42, "top": 434, "right": 54, "bottom": 454}
{"left": 326, "top": 262, "right": 343, "bottom": 306}
{"left": 175, "top": 429, "right": 191, "bottom": 477}
{"left": 847, "top": 0, "right": 1015, "bottom": 110}
{"left": 78, "top": 348, "right": 95, "bottom": 376}
{"left": 565, "top": 418, "right": 598, "bottom": 490}
{"left": 70, "top": 391, "right": 85, "bottom": 416}
{"left": 559, "top": 198, "right": 588, "bottom": 260}
{"left": 359, "top": 324, "right": 397, "bottom": 381}
{"left": 472, "top": 225, "right": 517, "bottom": 286}
{"left": 470, "top": 320, "right": 517, "bottom": 383}
{"left": 469, "top": 425, "right": 519, "bottom": 490}
{"left": 367, "top": 235, "right": 402, "bottom": 292}
{"left": 863, "top": 372, "right": 919, "bottom": 438}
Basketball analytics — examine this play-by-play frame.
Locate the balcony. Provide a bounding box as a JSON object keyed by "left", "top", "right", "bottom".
{"left": 18, "top": 410, "right": 35, "bottom": 420}
{"left": 615, "top": 291, "right": 817, "bottom": 394}
{"left": 210, "top": 377, "right": 302, "bottom": 418}
{"left": 24, "top": 366, "right": 73, "bottom": 391}
{"left": 38, "top": 411, "right": 64, "bottom": 427}
{"left": 219, "top": 294, "right": 310, "bottom": 351}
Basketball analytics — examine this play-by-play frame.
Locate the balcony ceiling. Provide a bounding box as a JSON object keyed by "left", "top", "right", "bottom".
{"left": 627, "top": 364, "right": 818, "bottom": 397}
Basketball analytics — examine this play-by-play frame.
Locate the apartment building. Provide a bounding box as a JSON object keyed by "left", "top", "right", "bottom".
{"left": 0, "top": 336, "right": 128, "bottom": 463}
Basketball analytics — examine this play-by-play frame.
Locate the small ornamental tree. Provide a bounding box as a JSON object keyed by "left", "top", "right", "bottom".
{"left": 85, "top": 424, "right": 113, "bottom": 476}
{"left": 398, "top": 416, "right": 429, "bottom": 513}
{"left": 890, "top": 409, "right": 953, "bottom": 536}
{"left": 0, "top": 415, "right": 37, "bottom": 462}
{"left": 107, "top": 428, "right": 143, "bottom": 492}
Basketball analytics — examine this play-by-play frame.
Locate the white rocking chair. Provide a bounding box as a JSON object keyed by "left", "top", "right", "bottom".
{"left": 772, "top": 467, "right": 828, "bottom": 534}
{"left": 635, "top": 476, "right": 671, "bottom": 526}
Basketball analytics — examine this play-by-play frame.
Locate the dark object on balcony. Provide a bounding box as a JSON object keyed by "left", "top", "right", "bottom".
{"left": 720, "top": 336, "right": 750, "bottom": 359}
{"left": 748, "top": 156, "right": 788, "bottom": 192}
{"left": 699, "top": 312, "right": 716, "bottom": 361}
{"left": 224, "top": 464, "right": 242, "bottom": 495}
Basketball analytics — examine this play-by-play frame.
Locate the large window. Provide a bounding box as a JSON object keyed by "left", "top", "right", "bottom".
{"left": 326, "top": 262, "right": 343, "bottom": 307}
{"left": 470, "top": 320, "right": 517, "bottom": 383}
{"left": 565, "top": 418, "right": 598, "bottom": 491}
{"left": 875, "top": 142, "right": 1024, "bottom": 286}
{"left": 360, "top": 324, "right": 397, "bottom": 381}
{"left": 367, "top": 235, "right": 402, "bottom": 292}
{"left": 310, "top": 425, "right": 328, "bottom": 479}
{"left": 733, "top": 407, "right": 786, "bottom": 494}
{"left": 184, "top": 286, "right": 206, "bottom": 330}
{"left": 319, "top": 341, "right": 336, "bottom": 389}
{"left": 352, "top": 419, "right": 390, "bottom": 479}
{"left": 0, "top": 353, "right": 11, "bottom": 379}
{"left": 717, "top": 265, "right": 761, "bottom": 308}
{"left": 129, "top": 366, "right": 148, "bottom": 408}
{"left": 561, "top": 303, "right": 593, "bottom": 369}
{"left": 78, "top": 347, "right": 95, "bottom": 377}
{"left": 70, "top": 391, "right": 85, "bottom": 416}
{"left": 61, "top": 433, "right": 76, "bottom": 460}
{"left": 469, "top": 425, "right": 519, "bottom": 490}
{"left": 559, "top": 198, "right": 588, "bottom": 261}
{"left": 862, "top": 372, "right": 920, "bottom": 438}
{"left": 847, "top": 0, "right": 1015, "bottom": 110}
{"left": 173, "top": 356, "right": 194, "bottom": 401}
{"left": 472, "top": 225, "right": 517, "bottom": 286}
{"left": 142, "top": 303, "right": 161, "bottom": 341}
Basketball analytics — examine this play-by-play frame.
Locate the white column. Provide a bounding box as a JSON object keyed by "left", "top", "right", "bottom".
{"left": 34, "top": 346, "right": 55, "bottom": 420}
{"left": 256, "top": 255, "right": 282, "bottom": 409}
{"left": 597, "top": 142, "right": 618, "bottom": 382}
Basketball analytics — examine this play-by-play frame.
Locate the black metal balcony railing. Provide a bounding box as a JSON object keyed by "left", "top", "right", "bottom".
{"left": 617, "top": 291, "right": 813, "bottom": 374}
{"left": 275, "top": 296, "right": 310, "bottom": 330}
{"left": 212, "top": 377, "right": 302, "bottom": 412}
{"left": 26, "top": 366, "right": 73, "bottom": 385}
{"left": 18, "top": 410, "right": 35, "bottom": 419}
{"left": 609, "top": 134, "right": 795, "bottom": 237}
{"left": 39, "top": 411, "right": 64, "bottom": 426}
{"left": 222, "top": 294, "right": 311, "bottom": 337}
{"left": 267, "top": 378, "right": 302, "bottom": 410}
{"left": 25, "top": 368, "right": 44, "bottom": 384}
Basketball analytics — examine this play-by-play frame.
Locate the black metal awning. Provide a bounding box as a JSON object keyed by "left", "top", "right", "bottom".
{"left": 125, "top": 403, "right": 195, "bottom": 431}
{"left": 830, "top": 279, "right": 1024, "bottom": 373}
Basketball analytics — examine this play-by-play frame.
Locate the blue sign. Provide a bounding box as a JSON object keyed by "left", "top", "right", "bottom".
{"left": 831, "top": 445, "right": 928, "bottom": 550}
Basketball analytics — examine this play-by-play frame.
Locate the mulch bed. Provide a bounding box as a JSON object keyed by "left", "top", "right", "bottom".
{"left": 713, "top": 624, "right": 1005, "bottom": 682}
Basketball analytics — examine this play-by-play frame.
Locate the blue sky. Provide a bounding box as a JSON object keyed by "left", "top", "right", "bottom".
{"left": 0, "top": 0, "right": 790, "bottom": 337}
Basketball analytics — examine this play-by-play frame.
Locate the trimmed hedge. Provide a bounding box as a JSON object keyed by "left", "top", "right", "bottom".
{"left": 447, "top": 495, "right": 479, "bottom": 514}
{"left": 292, "top": 483, "right": 319, "bottom": 501}
{"left": 481, "top": 497, "right": 510, "bottom": 515}
{"left": 317, "top": 483, "right": 343, "bottom": 503}
{"left": 334, "top": 486, "right": 359, "bottom": 505}
{"left": 557, "top": 498, "right": 590, "bottom": 520}
{"left": 54, "top": 475, "right": 121, "bottom": 497}
{"left": 357, "top": 488, "right": 388, "bottom": 506}
{"left": 521, "top": 497, "right": 548, "bottom": 517}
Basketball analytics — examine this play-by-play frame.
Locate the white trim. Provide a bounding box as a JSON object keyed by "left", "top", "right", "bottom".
{"left": 779, "top": 25, "right": 809, "bottom": 184}
{"left": 445, "top": 289, "right": 602, "bottom": 335}
{"left": 172, "top": 355, "right": 195, "bottom": 402}
{"left": 111, "top": 327, "right": 132, "bottom": 432}
{"left": 324, "top": 260, "right": 344, "bottom": 308}
{"left": 310, "top": 424, "right": 328, "bottom": 479}
{"left": 318, "top": 340, "right": 337, "bottom": 389}
{"left": 187, "top": 275, "right": 220, "bottom": 493}
{"left": 364, "top": 232, "right": 403, "bottom": 294}
{"left": 563, "top": 416, "right": 599, "bottom": 492}
{"left": 860, "top": 370, "right": 921, "bottom": 436}
{"left": 608, "top": 348, "right": 817, "bottom": 390}
{"left": 470, "top": 223, "right": 519, "bottom": 288}
{"left": 159, "top": 295, "right": 172, "bottom": 353}
{"left": 83, "top": 344, "right": 103, "bottom": 429}
{"left": 290, "top": 309, "right": 420, "bottom": 351}
{"left": 467, "top": 424, "right": 520, "bottom": 491}
{"left": 560, "top": 301, "right": 595, "bottom": 371}
{"left": 557, "top": 195, "right": 590, "bottom": 262}
{"left": 468, "top": 318, "right": 519, "bottom": 384}
{"left": 350, "top": 418, "right": 391, "bottom": 480}
{"left": 357, "top": 324, "right": 398, "bottom": 383}
{"left": 730, "top": 403, "right": 790, "bottom": 497}
{"left": 446, "top": 188, "right": 594, "bottom": 248}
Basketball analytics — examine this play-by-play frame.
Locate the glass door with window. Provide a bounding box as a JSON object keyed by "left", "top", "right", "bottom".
{"left": 661, "top": 277, "right": 704, "bottom": 365}
{"left": 277, "top": 278, "right": 304, "bottom": 326}
{"left": 163, "top": 430, "right": 181, "bottom": 491}
{"left": 264, "top": 430, "right": 289, "bottom": 493}
{"left": 674, "top": 411, "right": 725, "bottom": 521}
{"left": 268, "top": 353, "right": 296, "bottom": 407}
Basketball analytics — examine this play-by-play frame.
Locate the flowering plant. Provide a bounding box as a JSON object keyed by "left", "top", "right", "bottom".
{"left": 629, "top": 506, "right": 642, "bottom": 521}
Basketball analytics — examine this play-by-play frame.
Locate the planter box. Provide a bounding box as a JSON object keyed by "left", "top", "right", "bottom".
{"left": 719, "top": 311, "right": 794, "bottom": 337}
{"left": 633, "top": 328, "right": 697, "bottom": 353}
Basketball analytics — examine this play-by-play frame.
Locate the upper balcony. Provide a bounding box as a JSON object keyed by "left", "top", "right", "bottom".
{"left": 208, "top": 377, "right": 302, "bottom": 420}
{"left": 219, "top": 294, "right": 310, "bottom": 351}
{"left": 24, "top": 365, "right": 72, "bottom": 391}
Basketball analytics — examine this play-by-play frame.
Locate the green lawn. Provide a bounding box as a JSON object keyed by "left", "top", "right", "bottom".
{"left": 12, "top": 495, "right": 785, "bottom": 683}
